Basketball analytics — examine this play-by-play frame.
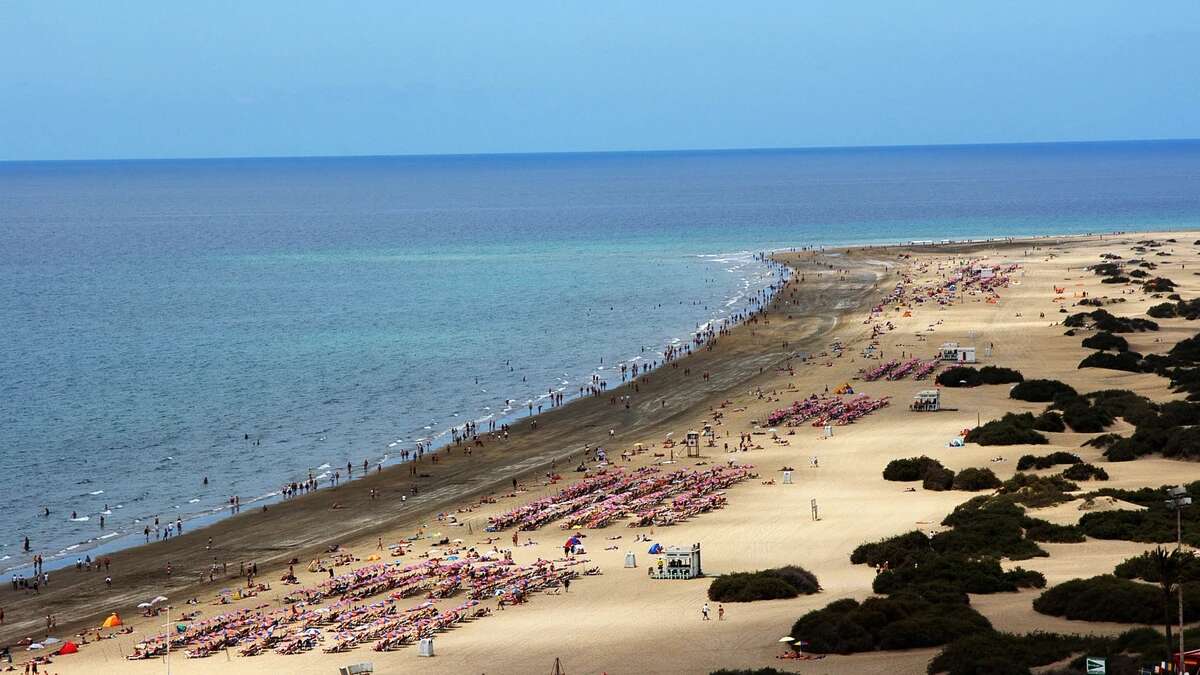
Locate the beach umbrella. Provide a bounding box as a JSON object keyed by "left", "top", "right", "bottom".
{"left": 137, "top": 602, "right": 153, "bottom": 608}
{"left": 778, "top": 637, "right": 795, "bottom": 643}
{"left": 152, "top": 595, "right": 168, "bottom": 604}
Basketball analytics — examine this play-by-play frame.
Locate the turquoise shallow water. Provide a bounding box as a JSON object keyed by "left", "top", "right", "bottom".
{"left": 2, "top": 141, "right": 1199, "bottom": 567}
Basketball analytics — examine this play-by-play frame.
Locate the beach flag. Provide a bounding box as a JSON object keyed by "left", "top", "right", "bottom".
{"left": 1085, "top": 657, "right": 1105, "bottom": 674}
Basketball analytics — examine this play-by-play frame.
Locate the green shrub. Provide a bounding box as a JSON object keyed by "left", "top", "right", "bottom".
{"left": 1149, "top": 302, "right": 1178, "bottom": 318}
{"left": 1031, "top": 411, "right": 1066, "bottom": 432}
{"left": 708, "top": 566, "right": 821, "bottom": 602}
{"left": 1016, "top": 451, "right": 1081, "bottom": 471}
{"left": 978, "top": 366, "right": 1024, "bottom": 385}
{"left": 1078, "top": 351, "right": 1145, "bottom": 373}
{"left": 1011, "top": 379, "right": 1077, "bottom": 402}
{"left": 1144, "top": 277, "right": 1178, "bottom": 293}
{"left": 965, "top": 413, "right": 1048, "bottom": 446}
{"left": 1055, "top": 396, "right": 1115, "bottom": 432}
{"left": 1115, "top": 550, "right": 1200, "bottom": 584}
{"left": 789, "top": 594, "right": 991, "bottom": 654}
{"left": 933, "top": 365, "right": 1022, "bottom": 388}
{"left": 883, "top": 456, "right": 946, "bottom": 482}
{"left": 1023, "top": 519, "right": 1086, "bottom": 543}
{"left": 1060, "top": 463, "right": 1108, "bottom": 481}
{"left": 937, "top": 366, "right": 982, "bottom": 387}
{"left": 1077, "top": 485, "right": 1200, "bottom": 547}
{"left": 1087, "top": 390, "right": 1155, "bottom": 423}
{"left": 923, "top": 466, "right": 956, "bottom": 492}
{"left": 1082, "top": 331, "right": 1130, "bottom": 352}
{"left": 998, "top": 473, "right": 1078, "bottom": 508}
{"left": 1033, "top": 575, "right": 1200, "bottom": 624}
{"left": 952, "top": 468, "right": 1002, "bottom": 491}
{"left": 936, "top": 498, "right": 1048, "bottom": 560}
{"left": 875, "top": 556, "right": 1044, "bottom": 596}
{"left": 851, "top": 531, "right": 932, "bottom": 568}
{"left": 1163, "top": 426, "right": 1200, "bottom": 459}
{"left": 928, "top": 630, "right": 1159, "bottom": 675}
{"left": 1083, "top": 432, "right": 1124, "bottom": 449}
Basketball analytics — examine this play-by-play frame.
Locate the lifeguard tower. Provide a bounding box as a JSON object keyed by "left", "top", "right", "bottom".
{"left": 685, "top": 430, "right": 701, "bottom": 458}
{"left": 911, "top": 390, "right": 941, "bottom": 412}
{"left": 649, "top": 543, "right": 703, "bottom": 580}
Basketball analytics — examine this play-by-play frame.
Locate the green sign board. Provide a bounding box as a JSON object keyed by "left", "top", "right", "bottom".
{"left": 1085, "top": 657, "right": 1105, "bottom": 675}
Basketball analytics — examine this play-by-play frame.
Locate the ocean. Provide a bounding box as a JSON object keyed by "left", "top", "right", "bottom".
{"left": 3, "top": 140, "right": 1200, "bottom": 568}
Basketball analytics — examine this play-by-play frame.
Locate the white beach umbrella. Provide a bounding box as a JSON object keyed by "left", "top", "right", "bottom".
{"left": 137, "top": 602, "right": 153, "bottom": 608}
{"left": 152, "top": 595, "right": 168, "bottom": 604}
{"left": 778, "top": 636, "right": 795, "bottom": 643}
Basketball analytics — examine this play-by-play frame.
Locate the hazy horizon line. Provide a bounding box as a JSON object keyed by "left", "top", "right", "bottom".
{"left": 3, "top": 136, "right": 1198, "bottom": 166}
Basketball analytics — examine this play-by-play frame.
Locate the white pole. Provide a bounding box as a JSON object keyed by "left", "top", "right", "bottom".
{"left": 165, "top": 605, "right": 170, "bottom": 675}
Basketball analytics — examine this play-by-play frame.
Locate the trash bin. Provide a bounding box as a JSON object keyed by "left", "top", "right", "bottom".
{"left": 418, "top": 637, "right": 434, "bottom": 657}
{"left": 782, "top": 470, "right": 793, "bottom": 484}
{"left": 624, "top": 552, "right": 636, "bottom": 568}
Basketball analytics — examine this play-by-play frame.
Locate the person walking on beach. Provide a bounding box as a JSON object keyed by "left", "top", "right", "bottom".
{"left": 718, "top": 604, "right": 725, "bottom": 621}
{"left": 702, "top": 602, "right": 710, "bottom": 620}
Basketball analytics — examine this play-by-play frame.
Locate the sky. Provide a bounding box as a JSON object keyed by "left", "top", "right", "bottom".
{"left": 1, "top": 1, "right": 1199, "bottom": 161}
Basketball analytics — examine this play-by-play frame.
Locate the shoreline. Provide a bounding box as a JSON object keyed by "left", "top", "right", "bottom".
{"left": 4, "top": 229, "right": 1177, "bottom": 576}
{"left": 0, "top": 245, "right": 884, "bottom": 646}
{"left": 4, "top": 250, "right": 786, "bottom": 575}
{"left": 4, "top": 228, "right": 1188, "bottom": 666}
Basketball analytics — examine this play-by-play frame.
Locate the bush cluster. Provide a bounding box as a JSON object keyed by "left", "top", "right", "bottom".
{"left": 1010, "top": 379, "right": 1077, "bottom": 402}
{"left": 882, "top": 456, "right": 946, "bottom": 482}
{"left": 964, "top": 413, "right": 1048, "bottom": 446}
{"left": 1081, "top": 331, "right": 1130, "bottom": 352}
{"left": 1147, "top": 297, "right": 1200, "bottom": 320}
{"left": 1097, "top": 399, "right": 1200, "bottom": 461}
{"left": 934, "top": 365, "right": 1024, "bottom": 388}
{"left": 1114, "top": 550, "right": 1200, "bottom": 584}
{"left": 952, "top": 467, "right": 1002, "bottom": 492}
{"left": 1016, "top": 452, "right": 1082, "bottom": 471}
{"left": 1078, "top": 482, "right": 1200, "bottom": 546}
{"left": 1079, "top": 350, "right": 1146, "bottom": 372}
{"left": 997, "top": 473, "right": 1079, "bottom": 508}
{"left": 1060, "top": 463, "right": 1109, "bottom": 481}
{"left": 1063, "top": 309, "right": 1158, "bottom": 333}
{"left": 1143, "top": 277, "right": 1178, "bottom": 293}
{"left": 789, "top": 594, "right": 992, "bottom": 654}
{"left": 1052, "top": 395, "right": 1116, "bottom": 432}
{"left": 928, "top": 628, "right": 1165, "bottom": 675}
{"left": 1032, "top": 410, "right": 1066, "bottom": 432}
{"left": 708, "top": 566, "right": 820, "bottom": 602}
{"left": 1033, "top": 575, "right": 1200, "bottom": 624}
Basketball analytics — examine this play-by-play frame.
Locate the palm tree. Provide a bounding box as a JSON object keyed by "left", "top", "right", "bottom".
{"left": 1149, "top": 546, "right": 1184, "bottom": 662}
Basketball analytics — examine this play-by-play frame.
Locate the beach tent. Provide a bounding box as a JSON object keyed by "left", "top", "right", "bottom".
{"left": 648, "top": 543, "right": 663, "bottom": 554}
{"left": 102, "top": 612, "right": 122, "bottom": 628}
{"left": 56, "top": 642, "right": 78, "bottom": 655}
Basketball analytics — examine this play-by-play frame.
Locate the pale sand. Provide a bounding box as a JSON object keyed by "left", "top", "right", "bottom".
{"left": 30, "top": 231, "right": 1200, "bottom": 675}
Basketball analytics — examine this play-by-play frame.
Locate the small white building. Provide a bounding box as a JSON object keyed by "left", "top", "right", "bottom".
{"left": 911, "top": 390, "right": 940, "bottom": 412}
{"left": 649, "top": 543, "right": 703, "bottom": 579}
{"left": 937, "top": 342, "right": 976, "bottom": 363}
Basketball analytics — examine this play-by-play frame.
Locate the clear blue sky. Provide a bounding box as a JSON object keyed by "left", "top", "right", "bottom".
{"left": 2, "top": 1, "right": 1198, "bottom": 161}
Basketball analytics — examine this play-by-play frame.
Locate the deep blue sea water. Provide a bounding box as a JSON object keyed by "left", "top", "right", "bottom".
{"left": 3, "top": 140, "right": 1199, "bottom": 568}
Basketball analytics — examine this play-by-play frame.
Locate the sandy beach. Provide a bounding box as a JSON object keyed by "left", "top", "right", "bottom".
{"left": 8, "top": 231, "right": 1200, "bottom": 675}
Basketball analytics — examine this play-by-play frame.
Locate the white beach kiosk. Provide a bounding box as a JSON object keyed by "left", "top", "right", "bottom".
{"left": 937, "top": 342, "right": 976, "bottom": 364}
